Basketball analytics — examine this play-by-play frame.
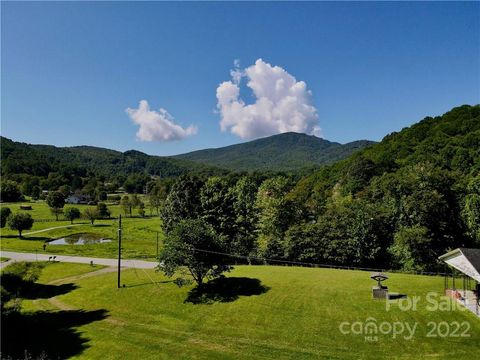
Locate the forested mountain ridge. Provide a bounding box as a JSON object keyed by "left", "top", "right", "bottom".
{"left": 297, "top": 104, "right": 480, "bottom": 190}
{"left": 0, "top": 137, "right": 225, "bottom": 180}
{"left": 0, "top": 132, "right": 374, "bottom": 179}
{"left": 174, "top": 132, "right": 375, "bottom": 171}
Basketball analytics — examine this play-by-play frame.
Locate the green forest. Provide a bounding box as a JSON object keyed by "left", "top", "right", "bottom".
{"left": 2, "top": 105, "right": 480, "bottom": 272}
{"left": 160, "top": 105, "right": 480, "bottom": 272}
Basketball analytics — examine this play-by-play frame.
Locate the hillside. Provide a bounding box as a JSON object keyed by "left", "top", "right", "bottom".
{"left": 285, "top": 104, "right": 480, "bottom": 271}
{"left": 0, "top": 138, "right": 225, "bottom": 179}
{"left": 306, "top": 104, "right": 480, "bottom": 187}
{"left": 174, "top": 132, "right": 375, "bottom": 171}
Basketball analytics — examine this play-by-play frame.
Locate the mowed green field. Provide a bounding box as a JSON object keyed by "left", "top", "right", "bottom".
{"left": 0, "top": 200, "right": 161, "bottom": 259}
{"left": 9, "top": 263, "right": 480, "bottom": 360}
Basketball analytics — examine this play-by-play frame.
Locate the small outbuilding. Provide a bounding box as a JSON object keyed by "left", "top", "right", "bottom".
{"left": 439, "top": 248, "right": 480, "bottom": 317}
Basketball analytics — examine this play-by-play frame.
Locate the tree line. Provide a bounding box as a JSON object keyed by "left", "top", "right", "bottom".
{"left": 160, "top": 105, "right": 480, "bottom": 274}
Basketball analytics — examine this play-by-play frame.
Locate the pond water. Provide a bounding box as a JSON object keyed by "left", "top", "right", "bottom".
{"left": 49, "top": 233, "right": 112, "bottom": 245}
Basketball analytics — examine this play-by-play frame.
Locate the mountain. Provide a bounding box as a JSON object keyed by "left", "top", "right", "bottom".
{"left": 174, "top": 132, "right": 376, "bottom": 171}
{"left": 0, "top": 138, "right": 225, "bottom": 179}
{"left": 293, "top": 104, "right": 480, "bottom": 199}
{"left": 1, "top": 133, "right": 375, "bottom": 178}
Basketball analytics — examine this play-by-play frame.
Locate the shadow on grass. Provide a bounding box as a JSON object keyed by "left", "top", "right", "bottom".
{"left": 24, "top": 282, "right": 78, "bottom": 299}
{"left": 388, "top": 293, "right": 408, "bottom": 300}
{"left": 0, "top": 235, "right": 50, "bottom": 241}
{"left": 1, "top": 273, "right": 78, "bottom": 300}
{"left": 185, "top": 277, "right": 270, "bottom": 304}
{"left": 1, "top": 309, "right": 108, "bottom": 359}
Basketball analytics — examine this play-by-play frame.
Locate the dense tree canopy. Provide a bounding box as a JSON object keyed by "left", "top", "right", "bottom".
{"left": 159, "top": 105, "right": 480, "bottom": 272}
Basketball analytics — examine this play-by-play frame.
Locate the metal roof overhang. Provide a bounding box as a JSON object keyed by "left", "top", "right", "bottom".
{"left": 439, "top": 248, "right": 480, "bottom": 283}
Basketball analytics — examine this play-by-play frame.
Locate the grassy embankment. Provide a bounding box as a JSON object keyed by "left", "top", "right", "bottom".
{"left": 4, "top": 262, "right": 479, "bottom": 360}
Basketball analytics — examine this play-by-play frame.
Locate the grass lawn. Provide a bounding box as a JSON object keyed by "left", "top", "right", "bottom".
{"left": 0, "top": 201, "right": 162, "bottom": 259}
{"left": 7, "top": 264, "right": 480, "bottom": 359}
{"left": 0, "top": 257, "right": 10, "bottom": 262}
{"left": 33, "top": 261, "right": 107, "bottom": 283}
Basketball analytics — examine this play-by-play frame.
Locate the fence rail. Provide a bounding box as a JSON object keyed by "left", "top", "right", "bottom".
{"left": 188, "top": 247, "right": 449, "bottom": 277}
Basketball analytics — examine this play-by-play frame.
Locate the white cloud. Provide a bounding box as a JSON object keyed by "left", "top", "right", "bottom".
{"left": 126, "top": 100, "right": 197, "bottom": 142}
{"left": 230, "top": 59, "right": 243, "bottom": 85}
{"left": 216, "top": 59, "right": 321, "bottom": 140}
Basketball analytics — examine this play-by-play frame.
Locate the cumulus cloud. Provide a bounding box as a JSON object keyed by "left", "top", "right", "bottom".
{"left": 126, "top": 100, "right": 197, "bottom": 142}
{"left": 216, "top": 59, "right": 321, "bottom": 140}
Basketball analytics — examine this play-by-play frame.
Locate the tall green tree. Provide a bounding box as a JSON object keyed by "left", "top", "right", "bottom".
{"left": 389, "top": 226, "right": 432, "bottom": 272}
{"left": 46, "top": 191, "right": 65, "bottom": 220}
{"left": 200, "top": 177, "right": 236, "bottom": 249}
{"left": 159, "top": 219, "right": 231, "bottom": 289}
{"left": 83, "top": 208, "right": 99, "bottom": 225}
{"left": 230, "top": 176, "right": 259, "bottom": 255}
{"left": 161, "top": 175, "right": 204, "bottom": 234}
{"left": 120, "top": 195, "right": 132, "bottom": 217}
{"left": 8, "top": 213, "right": 34, "bottom": 238}
{"left": 0, "top": 180, "right": 22, "bottom": 202}
{"left": 463, "top": 176, "right": 480, "bottom": 245}
{"left": 255, "top": 176, "right": 294, "bottom": 258}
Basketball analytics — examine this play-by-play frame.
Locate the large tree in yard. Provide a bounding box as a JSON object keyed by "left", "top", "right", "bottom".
{"left": 159, "top": 219, "right": 230, "bottom": 289}
{"left": 8, "top": 213, "right": 34, "bottom": 238}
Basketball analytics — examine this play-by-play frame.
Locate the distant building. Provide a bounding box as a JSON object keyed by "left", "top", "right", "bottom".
{"left": 65, "top": 194, "right": 89, "bottom": 204}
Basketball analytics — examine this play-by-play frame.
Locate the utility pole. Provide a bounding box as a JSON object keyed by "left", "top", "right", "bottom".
{"left": 117, "top": 215, "right": 122, "bottom": 288}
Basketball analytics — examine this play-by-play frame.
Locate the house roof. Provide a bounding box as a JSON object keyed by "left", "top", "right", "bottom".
{"left": 439, "top": 248, "right": 480, "bottom": 282}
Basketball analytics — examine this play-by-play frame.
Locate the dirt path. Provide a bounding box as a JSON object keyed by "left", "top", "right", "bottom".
{"left": 48, "top": 297, "right": 76, "bottom": 311}
{"left": 23, "top": 223, "right": 84, "bottom": 236}
{"left": 45, "top": 266, "right": 126, "bottom": 325}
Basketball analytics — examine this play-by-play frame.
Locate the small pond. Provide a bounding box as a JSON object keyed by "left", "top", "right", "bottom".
{"left": 49, "top": 233, "right": 112, "bottom": 245}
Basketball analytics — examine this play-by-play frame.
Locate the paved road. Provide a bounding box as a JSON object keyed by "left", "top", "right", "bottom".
{"left": 0, "top": 251, "right": 157, "bottom": 269}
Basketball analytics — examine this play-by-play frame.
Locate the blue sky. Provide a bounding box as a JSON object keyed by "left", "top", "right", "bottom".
{"left": 2, "top": 1, "right": 479, "bottom": 156}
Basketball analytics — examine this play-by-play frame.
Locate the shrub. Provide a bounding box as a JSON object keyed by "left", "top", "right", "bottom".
{"left": 0, "top": 207, "right": 12, "bottom": 228}
{"left": 64, "top": 207, "right": 81, "bottom": 224}
{"left": 97, "top": 203, "right": 110, "bottom": 218}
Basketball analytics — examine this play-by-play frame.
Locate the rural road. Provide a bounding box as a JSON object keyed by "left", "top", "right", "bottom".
{"left": 0, "top": 251, "right": 157, "bottom": 270}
